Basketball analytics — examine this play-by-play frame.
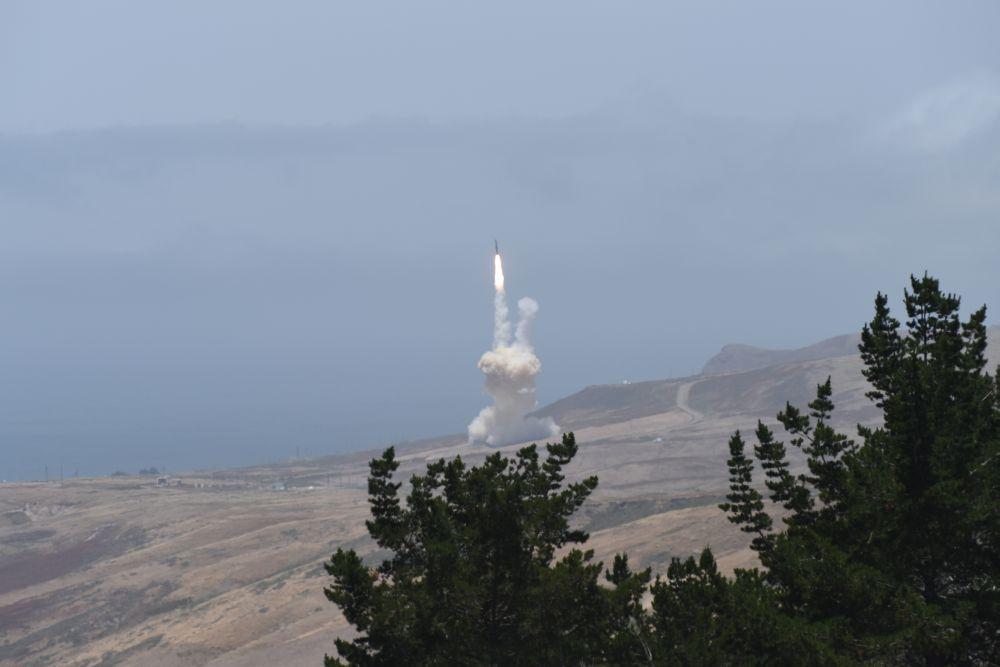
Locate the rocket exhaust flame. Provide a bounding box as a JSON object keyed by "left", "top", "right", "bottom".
{"left": 469, "top": 244, "right": 559, "bottom": 447}
{"left": 494, "top": 252, "right": 505, "bottom": 292}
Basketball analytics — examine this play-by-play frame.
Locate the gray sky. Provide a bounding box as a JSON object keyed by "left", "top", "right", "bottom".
{"left": 2, "top": 2, "right": 1000, "bottom": 478}
{"left": 4, "top": 1, "right": 1000, "bottom": 130}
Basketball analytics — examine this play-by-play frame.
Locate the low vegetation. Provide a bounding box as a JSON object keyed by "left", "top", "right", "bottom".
{"left": 325, "top": 275, "right": 999, "bottom": 665}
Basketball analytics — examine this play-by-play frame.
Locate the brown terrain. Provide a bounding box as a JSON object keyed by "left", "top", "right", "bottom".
{"left": 2, "top": 327, "right": 997, "bottom": 666}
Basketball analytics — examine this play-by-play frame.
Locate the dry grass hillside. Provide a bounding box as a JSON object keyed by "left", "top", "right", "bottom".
{"left": 1, "top": 327, "right": 996, "bottom": 665}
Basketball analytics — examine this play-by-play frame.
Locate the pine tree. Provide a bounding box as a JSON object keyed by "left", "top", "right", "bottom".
{"left": 711, "top": 274, "right": 1000, "bottom": 663}
{"left": 719, "top": 431, "right": 774, "bottom": 553}
{"left": 602, "top": 554, "right": 654, "bottom": 664}
{"left": 323, "top": 433, "right": 650, "bottom": 665}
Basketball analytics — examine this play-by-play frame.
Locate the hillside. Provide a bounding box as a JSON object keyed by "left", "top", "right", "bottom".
{"left": 701, "top": 333, "right": 862, "bottom": 375}
{"left": 1, "top": 326, "right": 997, "bottom": 666}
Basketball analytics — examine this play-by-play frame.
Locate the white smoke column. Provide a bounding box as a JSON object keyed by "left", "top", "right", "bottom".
{"left": 493, "top": 290, "right": 511, "bottom": 349}
{"left": 468, "top": 253, "right": 560, "bottom": 446}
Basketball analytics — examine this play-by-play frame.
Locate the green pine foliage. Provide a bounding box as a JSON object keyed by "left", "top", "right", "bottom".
{"left": 649, "top": 548, "right": 832, "bottom": 664}
{"left": 720, "top": 431, "right": 774, "bottom": 552}
{"left": 712, "top": 273, "right": 1000, "bottom": 664}
{"left": 323, "top": 433, "right": 649, "bottom": 665}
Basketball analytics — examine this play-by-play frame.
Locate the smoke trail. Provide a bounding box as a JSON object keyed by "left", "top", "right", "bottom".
{"left": 493, "top": 290, "right": 511, "bottom": 349}
{"left": 469, "top": 257, "right": 559, "bottom": 446}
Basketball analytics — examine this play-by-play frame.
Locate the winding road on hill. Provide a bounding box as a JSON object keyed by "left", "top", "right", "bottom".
{"left": 675, "top": 380, "right": 704, "bottom": 423}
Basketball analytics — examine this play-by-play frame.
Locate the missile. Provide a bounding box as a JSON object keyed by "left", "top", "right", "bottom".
{"left": 495, "top": 239, "right": 500, "bottom": 255}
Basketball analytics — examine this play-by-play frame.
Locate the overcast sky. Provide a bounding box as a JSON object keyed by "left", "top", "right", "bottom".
{"left": 2, "top": 2, "right": 999, "bottom": 479}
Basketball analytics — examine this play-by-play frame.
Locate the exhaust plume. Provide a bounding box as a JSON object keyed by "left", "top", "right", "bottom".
{"left": 468, "top": 252, "right": 559, "bottom": 446}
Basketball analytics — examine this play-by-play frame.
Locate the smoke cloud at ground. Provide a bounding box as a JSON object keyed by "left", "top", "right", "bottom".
{"left": 468, "top": 287, "right": 560, "bottom": 447}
